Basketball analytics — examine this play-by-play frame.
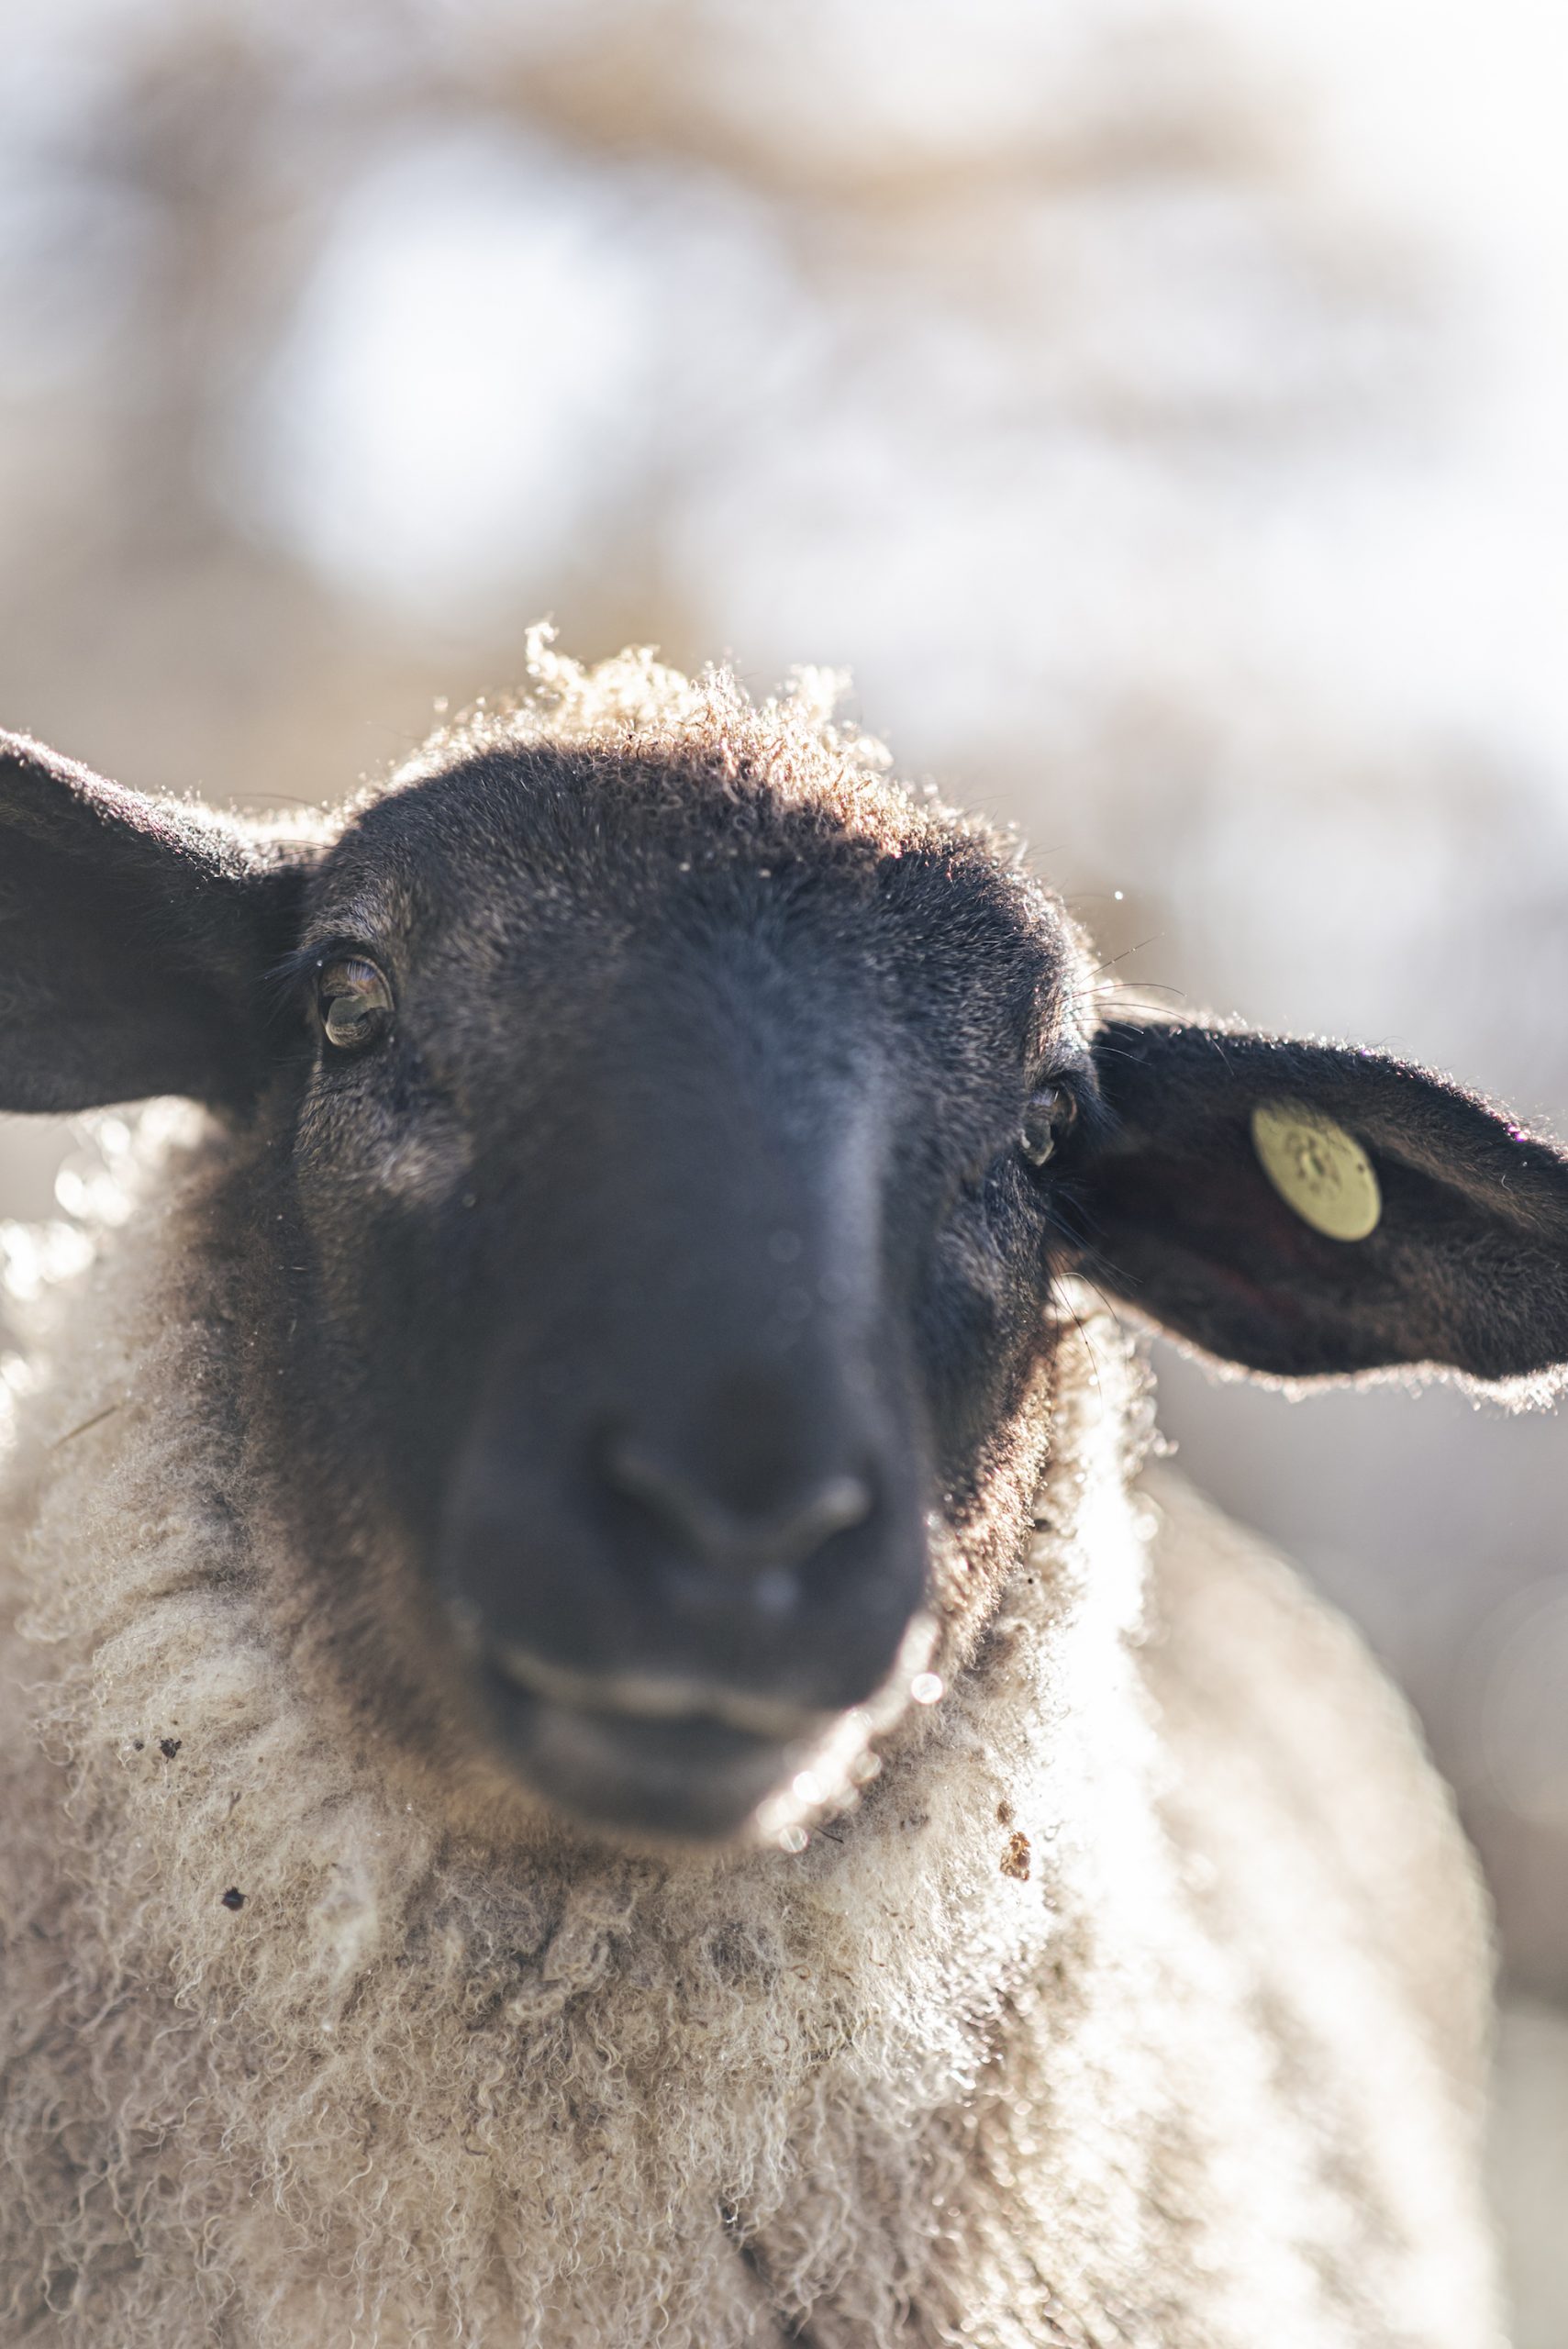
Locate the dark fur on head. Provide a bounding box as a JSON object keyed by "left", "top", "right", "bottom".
{"left": 6, "top": 643, "right": 1568, "bottom": 1842}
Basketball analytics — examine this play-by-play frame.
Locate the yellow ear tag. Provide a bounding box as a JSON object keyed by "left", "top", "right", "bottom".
{"left": 1250, "top": 1102, "right": 1382, "bottom": 1241}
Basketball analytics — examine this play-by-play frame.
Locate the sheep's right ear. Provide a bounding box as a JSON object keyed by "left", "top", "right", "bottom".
{"left": 0, "top": 732, "right": 308, "bottom": 1113}
{"left": 1071, "top": 1018, "right": 1568, "bottom": 1396}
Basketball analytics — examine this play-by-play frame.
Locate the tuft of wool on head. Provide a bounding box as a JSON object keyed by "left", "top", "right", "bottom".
{"left": 398, "top": 626, "right": 893, "bottom": 798}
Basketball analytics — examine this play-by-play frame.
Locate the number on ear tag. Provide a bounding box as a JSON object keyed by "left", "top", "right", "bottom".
{"left": 1251, "top": 1102, "right": 1382, "bottom": 1241}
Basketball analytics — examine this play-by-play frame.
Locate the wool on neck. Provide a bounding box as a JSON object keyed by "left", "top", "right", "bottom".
{"left": 0, "top": 1114, "right": 1170, "bottom": 2347}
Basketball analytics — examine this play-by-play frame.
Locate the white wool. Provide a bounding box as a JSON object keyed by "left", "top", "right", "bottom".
{"left": 0, "top": 1117, "right": 1502, "bottom": 2348}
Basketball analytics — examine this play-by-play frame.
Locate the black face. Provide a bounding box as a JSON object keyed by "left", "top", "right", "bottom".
{"left": 9, "top": 713, "right": 1568, "bottom": 1845}
{"left": 270, "top": 742, "right": 1093, "bottom": 1838}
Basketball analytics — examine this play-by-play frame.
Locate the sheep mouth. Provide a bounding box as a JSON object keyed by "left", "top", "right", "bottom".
{"left": 477, "top": 1645, "right": 828, "bottom": 1839}
{"left": 460, "top": 1616, "right": 939, "bottom": 1841}
{"left": 489, "top": 1642, "right": 835, "bottom": 1744}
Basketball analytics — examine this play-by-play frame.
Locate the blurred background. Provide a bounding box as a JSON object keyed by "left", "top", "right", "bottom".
{"left": 4, "top": 0, "right": 1568, "bottom": 2331}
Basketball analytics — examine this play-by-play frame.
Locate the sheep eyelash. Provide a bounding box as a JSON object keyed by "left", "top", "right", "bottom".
{"left": 265, "top": 939, "right": 396, "bottom": 1025}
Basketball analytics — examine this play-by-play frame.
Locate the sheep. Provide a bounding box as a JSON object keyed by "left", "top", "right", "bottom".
{"left": 3, "top": 634, "right": 1567, "bottom": 2349}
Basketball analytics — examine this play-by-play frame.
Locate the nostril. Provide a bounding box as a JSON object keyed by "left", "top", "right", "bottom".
{"left": 599, "top": 1433, "right": 875, "bottom": 1575}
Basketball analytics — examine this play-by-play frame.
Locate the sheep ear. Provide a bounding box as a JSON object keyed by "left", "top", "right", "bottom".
{"left": 0, "top": 732, "right": 307, "bottom": 1113}
{"left": 1073, "top": 1018, "right": 1568, "bottom": 1394}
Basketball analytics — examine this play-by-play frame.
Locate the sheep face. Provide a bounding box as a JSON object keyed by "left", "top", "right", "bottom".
{"left": 267, "top": 740, "right": 1094, "bottom": 1840}
{"left": 10, "top": 671, "right": 1568, "bottom": 1846}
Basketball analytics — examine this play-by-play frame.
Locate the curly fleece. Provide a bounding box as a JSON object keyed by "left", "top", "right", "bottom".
{"left": 0, "top": 646, "right": 1505, "bottom": 2348}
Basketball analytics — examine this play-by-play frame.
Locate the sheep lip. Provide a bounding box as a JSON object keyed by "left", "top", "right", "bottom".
{"left": 488, "top": 1642, "right": 833, "bottom": 1744}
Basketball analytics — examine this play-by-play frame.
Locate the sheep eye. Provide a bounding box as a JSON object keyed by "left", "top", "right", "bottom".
{"left": 317, "top": 957, "right": 393, "bottom": 1053}
{"left": 1019, "top": 1083, "right": 1077, "bottom": 1169}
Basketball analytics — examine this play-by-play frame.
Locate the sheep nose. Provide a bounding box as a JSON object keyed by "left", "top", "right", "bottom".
{"left": 600, "top": 1432, "right": 875, "bottom": 1586}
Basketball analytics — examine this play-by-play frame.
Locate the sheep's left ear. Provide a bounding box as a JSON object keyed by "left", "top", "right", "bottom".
{"left": 0, "top": 731, "right": 307, "bottom": 1113}
{"left": 1071, "top": 1018, "right": 1568, "bottom": 1394}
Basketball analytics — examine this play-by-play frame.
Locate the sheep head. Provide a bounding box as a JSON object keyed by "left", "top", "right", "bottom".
{"left": 254, "top": 711, "right": 1102, "bottom": 1842}
{"left": 7, "top": 655, "right": 1568, "bottom": 1845}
